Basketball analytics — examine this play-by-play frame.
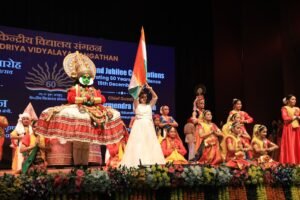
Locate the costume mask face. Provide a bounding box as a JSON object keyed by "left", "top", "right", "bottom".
{"left": 79, "top": 74, "right": 93, "bottom": 86}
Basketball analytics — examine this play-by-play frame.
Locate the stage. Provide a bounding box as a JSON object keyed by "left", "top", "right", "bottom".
{"left": 1, "top": 164, "right": 300, "bottom": 200}
{"left": 0, "top": 166, "right": 102, "bottom": 176}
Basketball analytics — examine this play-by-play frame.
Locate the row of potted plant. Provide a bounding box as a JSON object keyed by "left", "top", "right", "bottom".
{"left": 1, "top": 163, "right": 300, "bottom": 199}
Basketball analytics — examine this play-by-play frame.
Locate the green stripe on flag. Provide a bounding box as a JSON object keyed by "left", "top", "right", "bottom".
{"left": 129, "top": 86, "right": 141, "bottom": 99}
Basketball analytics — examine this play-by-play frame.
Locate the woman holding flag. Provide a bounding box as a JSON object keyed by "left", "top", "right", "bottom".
{"left": 120, "top": 27, "right": 165, "bottom": 167}
{"left": 120, "top": 83, "right": 165, "bottom": 167}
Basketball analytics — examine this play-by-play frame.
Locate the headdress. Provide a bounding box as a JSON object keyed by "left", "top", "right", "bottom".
{"left": 253, "top": 124, "right": 266, "bottom": 137}
{"left": 63, "top": 51, "right": 96, "bottom": 79}
{"left": 193, "top": 84, "right": 206, "bottom": 111}
{"left": 166, "top": 126, "right": 183, "bottom": 142}
{"left": 230, "top": 121, "right": 240, "bottom": 131}
{"left": 160, "top": 105, "right": 168, "bottom": 114}
{"left": 251, "top": 124, "right": 266, "bottom": 149}
{"left": 232, "top": 98, "right": 241, "bottom": 105}
{"left": 282, "top": 97, "right": 287, "bottom": 105}
{"left": 15, "top": 112, "right": 33, "bottom": 135}
{"left": 194, "top": 84, "right": 206, "bottom": 96}
{"left": 203, "top": 109, "right": 210, "bottom": 116}
{"left": 23, "top": 102, "right": 38, "bottom": 121}
{"left": 153, "top": 114, "right": 160, "bottom": 120}
{"left": 229, "top": 113, "right": 240, "bottom": 122}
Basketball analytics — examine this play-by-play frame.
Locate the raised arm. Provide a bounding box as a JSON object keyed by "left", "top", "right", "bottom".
{"left": 145, "top": 83, "right": 158, "bottom": 107}
{"left": 133, "top": 99, "right": 139, "bottom": 110}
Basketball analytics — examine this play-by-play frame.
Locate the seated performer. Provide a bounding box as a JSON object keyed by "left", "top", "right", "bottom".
{"left": 0, "top": 115, "right": 8, "bottom": 161}
{"left": 227, "top": 99, "right": 253, "bottom": 158}
{"left": 36, "top": 52, "right": 126, "bottom": 166}
{"left": 20, "top": 121, "right": 47, "bottom": 174}
{"left": 106, "top": 123, "right": 129, "bottom": 168}
{"left": 192, "top": 110, "right": 223, "bottom": 165}
{"left": 105, "top": 108, "right": 129, "bottom": 168}
{"left": 222, "top": 113, "right": 252, "bottom": 159}
{"left": 222, "top": 122, "right": 251, "bottom": 169}
{"left": 161, "top": 127, "right": 188, "bottom": 164}
{"left": 251, "top": 124, "right": 279, "bottom": 169}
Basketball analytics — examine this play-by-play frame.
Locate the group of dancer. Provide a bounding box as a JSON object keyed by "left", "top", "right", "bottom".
{"left": 121, "top": 88, "right": 300, "bottom": 169}
{"left": 182, "top": 96, "right": 279, "bottom": 169}
{"left": 0, "top": 51, "right": 300, "bottom": 174}
{"left": 183, "top": 93, "right": 300, "bottom": 168}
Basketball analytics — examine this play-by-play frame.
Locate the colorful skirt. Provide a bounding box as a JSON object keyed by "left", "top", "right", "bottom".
{"left": 36, "top": 104, "right": 125, "bottom": 145}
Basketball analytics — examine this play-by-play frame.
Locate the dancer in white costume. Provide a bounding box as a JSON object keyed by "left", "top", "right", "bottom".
{"left": 120, "top": 83, "right": 166, "bottom": 167}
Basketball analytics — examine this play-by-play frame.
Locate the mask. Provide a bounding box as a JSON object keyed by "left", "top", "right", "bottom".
{"left": 79, "top": 74, "right": 94, "bottom": 86}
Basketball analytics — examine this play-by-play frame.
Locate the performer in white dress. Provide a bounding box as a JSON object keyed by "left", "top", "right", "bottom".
{"left": 120, "top": 83, "right": 166, "bottom": 167}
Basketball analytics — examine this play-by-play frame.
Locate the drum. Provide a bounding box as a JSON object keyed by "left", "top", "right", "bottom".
{"left": 47, "top": 139, "right": 72, "bottom": 166}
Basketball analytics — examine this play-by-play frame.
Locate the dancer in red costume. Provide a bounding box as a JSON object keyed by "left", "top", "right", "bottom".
{"left": 251, "top": 124, "right": 278, "bottom": 169}
{"left": 37, "top": 52, "right": 125, "bottom": 144}
{"left": 161, "top": 127, "right": 188, "bottom": 164}
{"left": 227, "top": 99, "right": 253, "bottom": 158}
{"left": 36, "top": 52, "right": 126, "bottom": 166}
{"left": 193, "top": 110, "right": 223, "bottom": 165}
{"left": 223, "top": 113, "right": 253, "bottom": 159}
{"left": 279, "top": 94, "right": 300, "bottom": 164}
{"left": 222, "top": 122, "right": 251, "bottom": 169}
{"left": 227, "top": 99, "right": 253, "bottom": 131}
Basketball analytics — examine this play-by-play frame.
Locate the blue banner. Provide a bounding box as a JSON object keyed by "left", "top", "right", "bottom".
{"left": 0, "top": 26, "right": 175, "bottom": 168}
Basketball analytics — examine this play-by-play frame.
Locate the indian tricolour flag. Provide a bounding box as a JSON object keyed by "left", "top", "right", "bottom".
{"left": 128, "top": 27, "right": 147, "bottom": 99}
